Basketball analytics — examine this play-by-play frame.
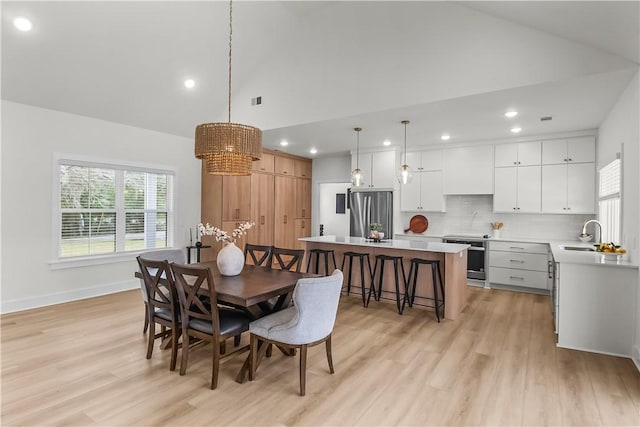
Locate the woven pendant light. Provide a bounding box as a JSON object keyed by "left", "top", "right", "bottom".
{"left": 195, "top": 0, "right": 261, "bottom": 175}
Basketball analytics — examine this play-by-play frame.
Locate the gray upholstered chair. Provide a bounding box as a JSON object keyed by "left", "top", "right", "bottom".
{"left": 137, "top": 249, "right": 186, "bottom": 332}
{"left": 248, "top": 269, "right": 343, "bottom": 396}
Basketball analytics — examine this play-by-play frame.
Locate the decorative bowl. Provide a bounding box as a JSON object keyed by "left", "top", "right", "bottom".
{"left": 601, "top": 253, "right": 622, "bottom": 262}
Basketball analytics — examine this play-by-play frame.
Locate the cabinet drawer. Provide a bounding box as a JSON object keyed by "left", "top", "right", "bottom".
{"left": 489, "top": 267, "right": 548, "bottom": 289}
{"left": 489, "top": 251, "right": 548, "bottom": 272}
{"left": 490, "top": 241, "right": 548, "bottom": 254}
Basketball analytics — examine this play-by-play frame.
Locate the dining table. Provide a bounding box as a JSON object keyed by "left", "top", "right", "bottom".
{"left": 135, "top": 261, "right": 317, "bottom": 383}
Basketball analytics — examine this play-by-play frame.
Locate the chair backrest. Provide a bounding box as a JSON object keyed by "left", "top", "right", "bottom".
{"left": 136, "top": 256, "right": 178, "bottom": 315}
{"left": 272, "top": 247, "right": 304, "bottom": 272}
{"left": 292, "top": 269, "right": 343, "bottom": 343}
{"left": 171, "top": 263, "right": 220, "bottom": 335}
{"left": 244, "top": 244, "right": 273, "bottom": 267}
{"left": 136, "top": 249, "right": 187, "bottom": 303}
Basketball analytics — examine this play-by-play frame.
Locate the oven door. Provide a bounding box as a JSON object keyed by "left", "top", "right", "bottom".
{"left": 444, "top": 239, "right": 486, "bottom": 280}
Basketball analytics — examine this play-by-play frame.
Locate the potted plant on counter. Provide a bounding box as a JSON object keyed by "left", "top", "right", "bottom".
{"left": 369, "top": 223, "right": 384, "bottom": 241}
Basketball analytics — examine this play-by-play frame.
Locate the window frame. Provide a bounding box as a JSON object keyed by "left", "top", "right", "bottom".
{"left": 597, "top": 154, "right": 622, "bottom": 244}
{"left": 51, "top": 153, "right": 177, "bottom": 269}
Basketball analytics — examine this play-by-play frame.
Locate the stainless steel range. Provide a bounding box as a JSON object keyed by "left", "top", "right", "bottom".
{"left": 443, "top": 234, "right": 487, "bottom": 281}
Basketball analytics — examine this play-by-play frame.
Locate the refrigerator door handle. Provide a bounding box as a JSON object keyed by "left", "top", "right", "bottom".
{"left": 365, "top": 196, "right": 371, "bottom": 235}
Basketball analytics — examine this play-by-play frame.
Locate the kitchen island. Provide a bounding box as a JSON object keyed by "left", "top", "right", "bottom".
{"left": 300, "top": 236, "right": 469, "bottom": 320}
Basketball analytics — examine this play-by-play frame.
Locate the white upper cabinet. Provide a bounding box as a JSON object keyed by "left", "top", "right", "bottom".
{"left": 405, "top": 149, "right": 442, "bottom": 171}
{"left": 542, "top": 136, "right": 595, "bottom": 165}
{"left": 495, "top": 141, "right": 541, "bottom": 167}
{"left": 494, "top": 165, "right": 541, "bottom": 213}
{"left": 443, "top": 145, "right": 494, "bottom": 194}
{"left": 541, "top": 163, "right": 595, "bottom": 213}
{"left": 400, "top": 170, "right": 445, "bottom": 212}
{"left": 351, "top": 150, "right": 396, "bottom": 189}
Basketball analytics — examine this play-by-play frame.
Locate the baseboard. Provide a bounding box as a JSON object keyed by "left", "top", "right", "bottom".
{"left": 1, "top": 279, "right": 138, "bottom": 314}
{"left": 556, "top": 342, "right": 632, "bottom": 359}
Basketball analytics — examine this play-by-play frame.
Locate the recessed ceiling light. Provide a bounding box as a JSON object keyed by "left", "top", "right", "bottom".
{"left": 280, "top": 140, "right": 288, "bottom": 147}
{"left": 184, "top": 79, "right": 195, "bottom": 89}
{"left": 505, "top": 111, "right": 518, "bottom": 118}
{"left": 383, "top": 140, "right": 391, "bottom": 146}
{"left": 511, "top": 127, "right": 522, "bottom": 133}
{"left": 441, "top": 134, "right": 451, "bottom": 141}
{"left": 309, "top": 148, "right": 317, "bottom": 154}
{"left": 14, "top": 17, "right": 32, "bottom": 32}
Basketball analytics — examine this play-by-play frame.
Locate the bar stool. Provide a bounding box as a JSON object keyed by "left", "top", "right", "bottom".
{"left": 340, "top": 251, "right": 373, "bottom": 307}
{"left": 306, "top": 248, "right": 338, "bottom": 276}
{"left": 367, "top": 254, "right": 407, "bottom": 314}
{"left": 405, "top": 258, "right": 445, "bottom": 322}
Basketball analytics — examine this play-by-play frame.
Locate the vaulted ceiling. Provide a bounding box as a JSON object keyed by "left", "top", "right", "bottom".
{"left": 2, "top": 1, "right": 638, "bottom": 157}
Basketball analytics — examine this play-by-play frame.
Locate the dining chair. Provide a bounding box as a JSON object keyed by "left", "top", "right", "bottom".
{"left": 244, "top": 243, "right": 273, "bottom": 267}
{"left": 271, "top": 247, "right": 305, "bottom": 272}
{"left": 171, "top": 263, "right": 250, "bottom": 389}
{"left": 137, "top": 249, "right": 186, "bottom": 333}
{"left": 136, "top": 256, "right": 181, "bottom": 371}
{"left": 248, "top": 269, "right": 343, "bottom": 396}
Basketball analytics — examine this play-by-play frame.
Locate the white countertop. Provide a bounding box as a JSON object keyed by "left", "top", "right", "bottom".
{"left": 395, "top": 232, "right": 637, "bottom": 269}
{"left": 299, "top": 235, "right": 469, "bottom": 254}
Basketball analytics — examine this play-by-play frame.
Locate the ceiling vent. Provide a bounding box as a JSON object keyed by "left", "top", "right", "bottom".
{"left": 540, "top": 116, "right": 552, "bottom": 121}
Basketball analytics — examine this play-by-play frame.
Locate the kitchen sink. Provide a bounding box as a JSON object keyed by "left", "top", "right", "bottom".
{"left": 561, "top": 246, "right": 595, "bottom": 252}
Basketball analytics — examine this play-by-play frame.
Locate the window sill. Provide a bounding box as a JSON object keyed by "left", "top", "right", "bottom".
{"left": 49, "top": 249, "right": 181, "bottom": 270}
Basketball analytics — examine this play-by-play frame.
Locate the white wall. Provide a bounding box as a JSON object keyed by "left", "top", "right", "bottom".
{"left": 1, "top": 101, "right": 201, "bottom": 313}
{"left": 317, "top": 183, "right": 351, "bottom": 237}
{"left": 597, "top": 71, "right": 640, "bottom": 369}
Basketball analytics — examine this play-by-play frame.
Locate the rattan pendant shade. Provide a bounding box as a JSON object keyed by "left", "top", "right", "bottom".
{"left": 195, "top": 0, "right": 262, "bottom": 176}
{"left": 195, "top": 122, "right": 262, "bottom": 176}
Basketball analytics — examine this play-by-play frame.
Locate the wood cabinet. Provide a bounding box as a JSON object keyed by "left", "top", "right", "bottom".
{"left": 443, "top": 145, "right": 494, "bottom": 194}
{"left": 494, "top": 165, "right": 541, "bottom": 213}
{"left": 201, "top": 149, "right": 312, "bottom": 260}
{"left": 221, "top": 176, "right": 251, "bottom": 221}
{"left": 274, "top": 176, "right": 296, "bottom": 248}
{"left": 250, "top": 173, "right": 274, "bottom": 246}
{"left": 275, "top": 156, "right": 295, "bottom": 176}
{"left": 295, "top": 178, "right": 311, "bottom": 218}
{"left": 294, "top": 218, "right": 311, "bottom": 249}
{"left": 350, "top": 150, "right": 396, "bottom": 188}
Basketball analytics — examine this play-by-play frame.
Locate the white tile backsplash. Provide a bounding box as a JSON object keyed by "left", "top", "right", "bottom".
{"left": 400, "top": 195, "right": 594, "bottom": 241}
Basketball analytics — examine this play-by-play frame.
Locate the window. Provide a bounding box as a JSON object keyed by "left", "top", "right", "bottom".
{"left": 598, "top": 157, "right": 621, "bottom": 243}
{"left": 56, "top": 157, "right": 174, "bottom": 259}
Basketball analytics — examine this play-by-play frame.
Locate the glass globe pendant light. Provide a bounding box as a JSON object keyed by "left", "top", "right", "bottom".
{"left": 351, "top": 127, "right": 364, "bottom": 187}
{"left": 397, "top": 120, "right": 413, "bottom": 184}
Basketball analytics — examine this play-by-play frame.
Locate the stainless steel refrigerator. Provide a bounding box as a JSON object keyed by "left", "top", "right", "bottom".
{"left": 349, "top": 190, "right": 393, "bottom": 239}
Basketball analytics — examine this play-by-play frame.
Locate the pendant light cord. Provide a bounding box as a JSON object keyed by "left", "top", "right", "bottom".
{"left": 227, "top": 0, "right": 233, "bottom": 123}
{"left": 356, "top": 130, "right": 360, "bottom": 169}
{"left": 403, "top": 122, "right": 407, "bottom": 164}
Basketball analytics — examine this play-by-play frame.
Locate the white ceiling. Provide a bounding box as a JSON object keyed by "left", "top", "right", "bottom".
{"left": 2, "top": 1, "right": 638, "bottom": 158}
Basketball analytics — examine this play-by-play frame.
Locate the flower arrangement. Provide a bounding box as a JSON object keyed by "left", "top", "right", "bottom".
{"left": 369, "top": 223, "right": 383, "bottom": 231}
{"left": 198, "top": 221, "right": 255, "bottom": 244}
{"left": 490, "top": 221, "right": 503, "bottom": 230}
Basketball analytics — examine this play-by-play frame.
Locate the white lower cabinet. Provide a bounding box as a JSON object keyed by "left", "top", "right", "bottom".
{"left": 400, "top": 171, "right": 445, "bottom": 212}
{"left": 488, "top": 241, "right": 549, "bottom": 291}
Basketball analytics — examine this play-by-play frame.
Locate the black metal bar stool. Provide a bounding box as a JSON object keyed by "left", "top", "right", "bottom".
{"left": 405, "top": 258, "right": 445, "bottom": 322}
{"left": 367, "top": 254, "right": 407, "bottom": 314}
{"left": 340, "top": 251, "right": 373, "bottom": 307}
{"left": 306, "top": 248, "right": 338, "bottom": 276}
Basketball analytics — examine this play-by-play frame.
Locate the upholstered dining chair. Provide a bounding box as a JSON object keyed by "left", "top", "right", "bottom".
{"left": 248, "top": 269, "right": 343, "bottom": 396}
{"left": 137, "top": 249, "right": 186, "bottom": 333}
{"left": 271, "top": 247, "right": 305, "bottom": 272}
{"left": 136, "top": 256, "right": 181, "bottom": 371}
{"left": 244, "top": 244, "right": 273, "bottom": 267}
{"left": 171, "top": 263, "right": 250, "bottom": 390}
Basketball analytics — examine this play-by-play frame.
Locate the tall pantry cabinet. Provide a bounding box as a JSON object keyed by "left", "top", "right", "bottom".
{"left": 200, "top": 149, "right": 312, "bottom": 261}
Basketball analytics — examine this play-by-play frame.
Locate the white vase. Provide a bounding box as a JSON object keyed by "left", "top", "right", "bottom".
{"left": 217, "top": 242, "right": 245, "bottom": 276}
{"left": 493, "top": 229, "right": 501, "bottom": 239}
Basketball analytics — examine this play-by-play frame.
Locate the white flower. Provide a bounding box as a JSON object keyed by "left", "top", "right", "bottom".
{"left": 197, "top": 221, "right": 255, "bottom": 244}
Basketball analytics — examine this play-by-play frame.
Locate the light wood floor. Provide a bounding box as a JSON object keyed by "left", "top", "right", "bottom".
{"left": 2, "top": 287, "right": 639, "bottom": 426}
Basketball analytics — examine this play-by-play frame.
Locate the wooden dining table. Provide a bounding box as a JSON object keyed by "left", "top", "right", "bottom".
{"left": 135, "top": 261, "right": 316, "bottom": 382}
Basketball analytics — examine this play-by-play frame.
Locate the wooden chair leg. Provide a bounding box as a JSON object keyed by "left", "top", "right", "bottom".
{"left": 325, "top": 335, "right": 334, "bottom": 374}
{"left": 249, "top": 334, "right": 258, "bottom": 381}
{"left": 146, "top": 321, "right": 155, "bottom": 359}
{"left": 211, "top": 339, "right": 220, "bottom": 390}
{"left": 143, "top": 304, "right": 149, "bottom": 333}
{"left": 220, "top": 340, "right": 226, "bottom": 355}
{"left": 299, "top": 344, "right": 308, "bottom": 396}
{"left": 234, "top": 334, "right": 241, "bottom": 347}
{"left": 266, "top": 343, "right": 273, "bottom": 357}
{"left": 170, "top": 328, "right": 179, "bottom": 371}
{"left": 179, "top": 329, "right": 189, "bottom": 375}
